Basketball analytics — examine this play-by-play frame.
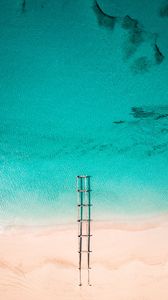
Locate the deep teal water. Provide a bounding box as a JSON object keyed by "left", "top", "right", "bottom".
{"left": 0, "top": 0, "right": 168, "bottom": 225}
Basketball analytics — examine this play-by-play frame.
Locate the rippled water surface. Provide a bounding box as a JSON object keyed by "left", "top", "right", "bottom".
{"left": 0, "top": 0, "right": 168, "bottom": 225}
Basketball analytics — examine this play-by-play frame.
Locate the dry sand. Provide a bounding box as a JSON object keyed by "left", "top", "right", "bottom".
{"left": 0, "top": 215, "right": 168, "bottom": 300}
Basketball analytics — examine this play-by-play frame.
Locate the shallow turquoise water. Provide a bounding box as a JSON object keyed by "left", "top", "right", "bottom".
{"left": 0, "top": 0, "right": 168, "bottom": 225}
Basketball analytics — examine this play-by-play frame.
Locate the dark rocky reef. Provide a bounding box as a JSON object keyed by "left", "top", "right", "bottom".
{"left": 80, "top": 106, "right": 168, "bottom": 158}
{"left": 155, "top": 114, "right": 168, "bottom": 120}
{"left": 131, "top": 106, "right": 168, "bottom": 120}
{"left": 111, "top": 106, "right": 168, "bottom": 157}
{"left": 93, "top": 0, "right": 116, "bottom": 29}
{"left": 131, "top": 107, "right": 156, "bottom": 119}
{"left": 159, "top": 3, "right": 168, "bottom": 17}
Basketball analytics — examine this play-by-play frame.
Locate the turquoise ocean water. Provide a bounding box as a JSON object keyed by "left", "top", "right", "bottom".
{"left": 0, "top": 0, "right": 168, "bottom": 226}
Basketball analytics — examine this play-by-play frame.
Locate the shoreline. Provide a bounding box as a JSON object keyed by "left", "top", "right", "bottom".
{"left": 1, "top": 210, "right": 168, "bottom": 231}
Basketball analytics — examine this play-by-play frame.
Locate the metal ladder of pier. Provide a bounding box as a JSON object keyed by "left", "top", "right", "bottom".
{"left": 77, "top": 175, "right": 92, "bottom": 286}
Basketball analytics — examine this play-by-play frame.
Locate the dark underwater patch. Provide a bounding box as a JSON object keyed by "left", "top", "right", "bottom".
{"left": 152, "top": 143, "right": 168, "bottom": 152}
{"left": 154, "top": 43, "right": 164, "bottom": 64}
{"left": 122, "top": 15, "right": 144, "bottom": 60}
{"left": 122, "top": 15, "right": 139, "bottom": 30}
{"left": 93, "top": 0, "right": 116, "bottom": 30}
{"left": 21, "top": 0, "right": 26, "bottom": 13}
{"left": 113, "top": 120, "right": 125, "bottom": 124}
{"left": 129, "top": 26, "right": 144, "bottom": 46}
{"left": 123, "top": 43, "right": 137, "bottom": 59}
{"left": 155, "top": 114, "right": 168, "bottom": 120}
{"left": 122, "top": 15, "right": 144, "bottom": 46}
{"left": 159, "top": 3, "right": 168, "bottom": 17}
{"left": 131, "top": 56, "right": 151, "bottom": 74}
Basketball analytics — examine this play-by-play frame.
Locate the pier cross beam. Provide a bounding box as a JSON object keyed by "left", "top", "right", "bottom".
{"left": 76, "top": 175, "right": 92, "bottom": 286}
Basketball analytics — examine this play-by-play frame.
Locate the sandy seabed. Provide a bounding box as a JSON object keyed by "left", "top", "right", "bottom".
{"left": 0, "top": 215, "right": 168, "bottom": 300}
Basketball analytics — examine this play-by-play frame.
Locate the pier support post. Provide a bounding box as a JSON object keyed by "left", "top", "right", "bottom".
{"left": 76, "top": 175, "right": 92, "bottom": 286}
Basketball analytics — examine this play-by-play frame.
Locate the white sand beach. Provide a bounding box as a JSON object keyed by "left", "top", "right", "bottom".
{"left": 0, "top": 215, "right": 168, "bottom": 300}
